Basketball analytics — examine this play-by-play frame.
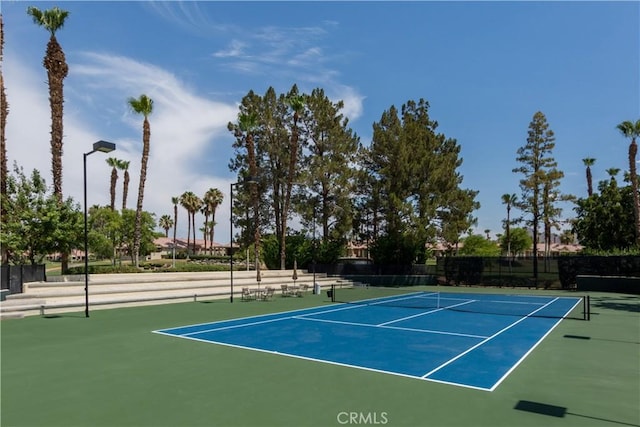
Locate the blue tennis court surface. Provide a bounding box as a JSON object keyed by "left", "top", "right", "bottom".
{"left": 153, "top": 291, "right": 583, "bottom": 391}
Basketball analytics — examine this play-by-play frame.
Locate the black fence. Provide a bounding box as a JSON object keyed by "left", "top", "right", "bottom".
{"left": 314, "top": 256, "right": 639, "bottom": 290}
{"left": 558, "top": 256, "right": 640, "bottom": 288}
{"left": 0, "top": 264, "right": 46, "bottom": 294}
{"left": 313, "top": 262, "right": 435, "bottom": 276}
{"left": 434, "top": 256, "right": 562, "bottom": 288}
{"left": 435, "top": 256, "right": 640, "bottom": 290}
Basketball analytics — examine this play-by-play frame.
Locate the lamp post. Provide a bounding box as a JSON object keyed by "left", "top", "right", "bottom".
{"left": 312, "top": 206, "right": 316, "bottom": 288}
{"left": 84, "top": 140, "right": 116, "bottom": 318}
{"left": 229, "top": 177, "right": 257, "bottom": 302}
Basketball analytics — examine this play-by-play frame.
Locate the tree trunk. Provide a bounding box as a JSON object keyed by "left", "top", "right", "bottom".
{"left": 630, "top": 139, "right": 640, "bottom": 245}
{"left": 133, "top": 118, "right": 150, "bottom": 267}
{"left": 122, "top": 170, "right": 129, "bottom": 210}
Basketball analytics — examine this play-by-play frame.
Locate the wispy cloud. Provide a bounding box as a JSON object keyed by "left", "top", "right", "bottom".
{"left": 213, "top": 40, "right": 247, "bottom": 58}
{"left": 5, "top": 48, "right": 238, "bottom": 239}
{"left": 144, "top": 1, "right": 234, "bottom": 37}
{"left": 209, "top": 21, "right": 365, "bottom": 122}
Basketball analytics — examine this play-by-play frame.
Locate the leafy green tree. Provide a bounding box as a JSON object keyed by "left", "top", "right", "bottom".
{"left": 616, "top": 119, "right": 640, "bottom": 245}
{"left": 366, "top": 99, "right": 477, "bottom": 263}
{"left": 499, "top": 227, "right": 532, "bottom": 256}
{"left": 559, "top": 229, "right": 575, "bottom": 245}
{"left": 128, "top": 94, "right": 153, "bottom": 267}
{"left": 120, "top": 208, "right": 156, "bottom": 260}
{"left": 299, "top": 87, "right": 360, "bottom": 246}
{"left": 229, "top": 86, "right": 359, "bottom": 272}
{"left": 1, "top": 164, "right": 82, "bottom": 264}
{"left": 1, "top": 15, "right": 8, "bottom": 264}
{"left": 573, "top": 171, "right": 635, "bottom": 250}
{"left": 459, "top": 234, "right": 500, "bottom": 256}
{"left": 438, "top": 189, "right": 480, "bottom": 253}
{"left": 369, "top": 232, "right": 422, "bottom": 265}
{"left": 88, "top": 205, "right": 122, "bottom": 262}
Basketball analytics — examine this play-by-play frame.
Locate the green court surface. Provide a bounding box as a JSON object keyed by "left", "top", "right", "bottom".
{"left": 1, "top": 287, "right": 638, "bottom": 427}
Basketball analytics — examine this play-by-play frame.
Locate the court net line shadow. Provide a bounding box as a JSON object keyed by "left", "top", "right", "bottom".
{"left": 515, "top": 400, "right": 640, "bottom": 427}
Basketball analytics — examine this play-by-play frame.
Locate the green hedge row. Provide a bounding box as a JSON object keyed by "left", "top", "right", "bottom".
{"left": 66, "top": 262, "right": 230, "bottom": 274}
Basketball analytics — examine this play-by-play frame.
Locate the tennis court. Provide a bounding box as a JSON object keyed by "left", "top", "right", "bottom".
{"left": 154, "top": 288, "right": 586, "bottom": 391}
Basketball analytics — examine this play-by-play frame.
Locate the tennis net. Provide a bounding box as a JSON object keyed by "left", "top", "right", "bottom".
{"left": 330, "top": 286, "right": 590, "bottom": 320}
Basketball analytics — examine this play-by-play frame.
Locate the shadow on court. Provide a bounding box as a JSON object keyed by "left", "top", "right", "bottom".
{"left": 514, "top": 400, "right": 640, "bottom": 427}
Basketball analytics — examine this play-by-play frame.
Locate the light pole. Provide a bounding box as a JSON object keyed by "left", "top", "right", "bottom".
{"left": 84, "top": 140, "right": 116, "bottom": 318}
{"left": 229, "top": 177, "right": 256, "bottom": 302}
{"left": 312, "top": 206, "right": 316, "bottom": 288}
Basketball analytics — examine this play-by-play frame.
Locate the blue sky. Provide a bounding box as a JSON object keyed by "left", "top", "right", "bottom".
{"left": 3, "top": 1, "right": 639, "bottom": 244}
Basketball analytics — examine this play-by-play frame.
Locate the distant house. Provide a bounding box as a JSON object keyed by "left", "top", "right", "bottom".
{"left": 426, "top": 240, "right": 583, "bottom": 257}
{"left": 45, "top": 249, "right": 87, "bottom": 262}
{"left": 525, "top": 243, "right": 583, "bottom": 257}
{"left": 345, "top": 241, "right": 370, "bottom": 259}
{"left": 152, "top": 237, "right": 230, "bottom": 257}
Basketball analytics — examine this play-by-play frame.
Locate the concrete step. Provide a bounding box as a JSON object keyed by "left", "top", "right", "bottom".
{"left": 1, "top": 273, "right": 352, "bottom": 319}
{"left": 14, "top": 277, "right": 336, "bottom": 299}
{"left": 24, "top": 270, "right": 323, "bottom": 288}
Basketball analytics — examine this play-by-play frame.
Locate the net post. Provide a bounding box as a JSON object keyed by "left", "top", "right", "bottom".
{"left": 331, "top": 284, "right": 335, "bottom": 302}
{"left": 586, "top": 295, "right": 590, "bottom": 321}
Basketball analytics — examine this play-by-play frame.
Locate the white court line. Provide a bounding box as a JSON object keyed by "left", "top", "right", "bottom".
{"left": 158, "top": 332, "right": 496, "bottom": 390}
{"left": 421, "top": 297, "right": 560, "bottom": 379}
{"left": 293, "top": 315, "right": 488, "bottom": 339}
{"left": 176, "top": 303, "right": 365, "bottom": 336}
{"left": 488, "top": 297, "right": 583, "bottom": 391}
{"left": 378, "top": 299, "right": 477, "bottom": 326}
{"left": 155, "top": 318, "right": 494, "bottom": 392}
{"left": 436, "top": 295, "right": 546, "bottom": 307}
{"left": 355, "top": 292, "right": 437, "bottom": 307}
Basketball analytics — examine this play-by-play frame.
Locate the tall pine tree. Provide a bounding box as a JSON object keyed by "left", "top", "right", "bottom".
{"left": 513, "top": 111, "right": 568, "bottom": 282}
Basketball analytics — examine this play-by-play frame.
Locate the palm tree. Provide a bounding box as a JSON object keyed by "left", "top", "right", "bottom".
{"left": 501, "top": 193, "right": 517, "bottom": 257}
{"left": 180, "top": 192, "right": 194, "bottom": 256}
{"left": 606, "top": 167, "right": 621, "bottom": 181}
{"left": 200, "top": 205, "right": 209, "bottom": 253}
{"left": 582, "top": 157, "right": 596, "bottom": 197}
{"left": 191, "top": 195, "right": 203, "bottom": 254}
{"left": 27, "top": 6, "right": 70, "bottom": 272}
{"left": 106, "top": 157, "right": 119, "bottom": 210}
{"left": 26, "top": 6, "right": 69, "bottom": 204}
{"left": 128, "top": 94, "right": 153, "bottom": 267}
{"left": 1, "top": 14, "right": 9, "bottom": 264}
{"left": 159, "top": 215, "right": 173, "bottom": 238}
{"left": 238, "top": 112, "right": 261, "bottom": 282}
{"left": 616, "top": 119, "right": 640, "bottom": 245}
{"left": 484, "top": 229, "right": 491, "bottom": 240}
{"left": 119, "top": 160, "right": 131, "bottom": 211}
{"left": 180, "top": 191, "right": 201, "bottom": 256}
{"left": 203, "top": 188, "right": 224, "bottom": 254}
